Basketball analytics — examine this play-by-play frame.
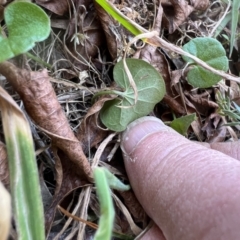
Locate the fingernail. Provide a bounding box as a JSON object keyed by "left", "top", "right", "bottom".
{"left": 121, "top": 116, "right": 171, "bottom": 154}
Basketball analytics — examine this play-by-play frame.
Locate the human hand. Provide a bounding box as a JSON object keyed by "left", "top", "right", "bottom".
{"left": 121, "top": 117, "right": 240, "bottom": 240}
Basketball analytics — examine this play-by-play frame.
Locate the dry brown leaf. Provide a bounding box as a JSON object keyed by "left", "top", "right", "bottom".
{"left": 36, "top": 0, "right": 70, "bottom": 15}
{"left": 171, "top": 69, "right": 182, "bottom": 85}
{"left": 94, "top": 1, "right": 125, "bottom": 60}
{"left": 45, "top": 149, "right": 89, "bottom": 235}
{"left": 0, "top": 62, "right": 92, "bottom": 181}
{"left": 113, "top": 194, "right": 142, "bottom": 235}
{"left": 230, "top": 81, "right": 240, "bottom": 101}
{"left": 185, "top": 91, "right": 218, "bottom": 116}
{"left": 202, "top": 113, "right": 226, "bottom": 142}
{"left": 77, "top": 96, "right": 116, "bottom": 153}
{"left": 208, "top": 126, "right": 227, "bottom": 143}
{"left": 79, "top": 116, "right": 109, "bottom": 153}
{"left": 114, "top": 213, "right": 130, "bottom": 234}
{"left": 163, "top": 95, "right": 186, "bottom": 115}
{"left": 36, "top": 0, "right": 93, "bottom": 16}
{"left": 66, "top": 5, "right": 104, "bottom": 71}
{"left": 161, "top": 0, "right": 209, "bottom": 33}
{"left": 162, "top": 0, "right": 194, "bottom": 33}
{"left": 0, "top": 5, "right": 4, "bottom": 22}
{"left": 190, "top": 0, "right": 210, "bottom": 10}
{"left": 119, "top": 190, "right": 148, "bottom": 226}
{"left": 0, "top": 142, "right": 9, "bottom": 188}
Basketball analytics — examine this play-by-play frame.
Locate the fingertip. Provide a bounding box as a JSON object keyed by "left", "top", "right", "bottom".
{"left": 121, "top": 116, "right": 174, "bottom": 155}
{"left": 120, "top": 117, "right": 240, "bottom": 240}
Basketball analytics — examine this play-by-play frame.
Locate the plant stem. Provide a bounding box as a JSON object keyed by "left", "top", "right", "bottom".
{"left": 92, "top": 90, "right": 124, "bottom": 103}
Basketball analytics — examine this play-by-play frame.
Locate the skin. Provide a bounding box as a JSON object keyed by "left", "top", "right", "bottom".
{"left": 121, "top": 117, "right": 240, "bottom": 240}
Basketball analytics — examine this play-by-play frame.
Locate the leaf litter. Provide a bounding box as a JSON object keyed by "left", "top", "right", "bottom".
{"left": 1, "top": 0, "right": 240, "bottom": 239}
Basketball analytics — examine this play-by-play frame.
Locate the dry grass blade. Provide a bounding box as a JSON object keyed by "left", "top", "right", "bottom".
{"left": 0, "top": 61, "right": 92, "bottom": 181}
{"left": 92, "top": 133, "right": 117, "bottom": 168}
{"left": 112, "top": 194, "right": 142, "bottom": 236}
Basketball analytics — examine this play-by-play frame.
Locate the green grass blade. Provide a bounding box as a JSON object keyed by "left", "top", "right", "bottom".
{"left": 214, "top": 12, "right": 231, "bottom": 38}
{"left": 229, "top": 0, "right": 240, "bottom": 56}
{"left": 0, "top": 87, "right": 45, "bottom": 240}
{"left": 94, "top": 167, "right": 115, "bottom": 240}
{"left": 95, "top": 0, "right": 143, "bottom": 36}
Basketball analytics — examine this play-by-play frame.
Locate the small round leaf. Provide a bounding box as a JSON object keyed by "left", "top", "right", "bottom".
{"left": 182, "top": 37, "right": 228, "bottom": 88}
{"left": 0, "top": 2, "right": 50, "bottom": 62}
{"left": 100, "top": 59, "right": 166, "bottom": 132}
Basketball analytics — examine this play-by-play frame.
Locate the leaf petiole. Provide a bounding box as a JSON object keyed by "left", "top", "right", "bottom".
{"left": 92, "top": 90, "right": 125, "bottom": 103}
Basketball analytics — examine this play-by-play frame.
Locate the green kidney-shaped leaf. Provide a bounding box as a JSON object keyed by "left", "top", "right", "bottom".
{"left": 0, "top": 1, "right": 50, "bottom": 62}
{"left": 182, "top": 37, "right": 228, "bottom": 88}
{"left": 100, "top": 59, "right": 166, "bottom": 132}
{"left": 170, "top": 113, "right": 197, "bottom": 136}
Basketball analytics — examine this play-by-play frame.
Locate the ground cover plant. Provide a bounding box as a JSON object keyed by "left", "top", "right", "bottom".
{"left": 0, "top": 0, "right": 240, "bottom": 239}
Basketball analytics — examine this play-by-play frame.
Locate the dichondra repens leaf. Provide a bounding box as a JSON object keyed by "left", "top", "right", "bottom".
{"left": 100, "top": 59, "right": 166, "bottom": 132}
{"left": 182, "top": 37, "right": 229, "bottom": 88}
{"left": 0, "top": 1, "right": 50, "bottom": 62}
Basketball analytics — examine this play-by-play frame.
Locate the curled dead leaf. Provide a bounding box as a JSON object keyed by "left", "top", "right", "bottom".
{"left": 0, "top": 61, "right": 92, "bottom": 181}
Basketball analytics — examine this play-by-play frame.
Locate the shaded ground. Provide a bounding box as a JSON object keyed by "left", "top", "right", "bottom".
{"left": 0, "top": 0, "right": 240, "bottom": 239}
